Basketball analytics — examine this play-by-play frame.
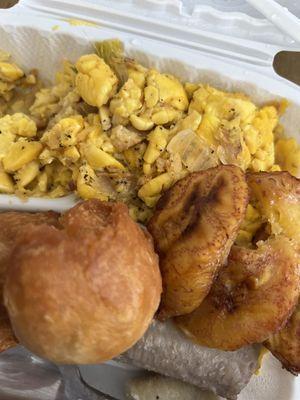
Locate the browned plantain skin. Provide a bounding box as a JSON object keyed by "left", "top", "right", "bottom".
{"left": 265, "top": 303, "right": 300, "bottom": 375}
{"left": 0, "top": 211, "right": 60, "bottom": 353}
{"left": 247, "top": 171, "right": 300, "bottom": 242}
{"left": 147, "top": 165, "right": 248, "bottom": 320}
{"left": 249, "top": 171, "right": 300, "bottom": 372}
{"left": 176, "top": 237, "right": 300, "bottom": 351}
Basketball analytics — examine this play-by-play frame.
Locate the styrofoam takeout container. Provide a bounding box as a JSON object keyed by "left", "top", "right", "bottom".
{"left": 0, "top": 1, "right": 299, "bottom": 399}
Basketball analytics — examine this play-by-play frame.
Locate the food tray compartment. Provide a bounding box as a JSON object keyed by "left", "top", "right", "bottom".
{"left": 0, "top": 2, "right": 300, "bottom": 399}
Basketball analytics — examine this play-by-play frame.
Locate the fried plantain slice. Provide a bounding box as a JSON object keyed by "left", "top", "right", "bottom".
{"left": 247, "top": 171, "right": 300, "bottom": 242}
{"left": 247, "top": 171, "right": 300, "bottom": 373}
{"left": 265, "top": 303, "right": 300, "bottom": 375}
{"left": 147, "top": 165, "right": 248, "bottom": 320}
{"left": 176, "top": 237, "right": 300, "bottom": 351}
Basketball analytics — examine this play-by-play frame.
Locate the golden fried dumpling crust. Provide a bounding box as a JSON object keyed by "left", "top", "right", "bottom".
{"left": 4, "top": 200, "right": 162, "bottom": 364}
{"left": 176, "top": 237, "right": 300, "bottom": 351}
{"left": 0, "top": 211, "right": 60, "bottom": 353}
{"left": 0, "top": 309, "right": 16, "bottom": 353}
{"left": 265, "top": 300, "right": 300, "bottom": 374}
{"left": 147, "top": 165, "right": 248, "bottom": 320}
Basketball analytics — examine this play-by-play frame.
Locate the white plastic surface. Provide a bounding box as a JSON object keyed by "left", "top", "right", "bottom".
{"left": 14, "top": 0, "right": 300, "bottom": 67}
{"left": 0, "top": 194, "right": 78, "bottom": 212}
{"left": 0, "top": 2, "right": 299, "bottom": 399}
{"left": 80, "top": 354, "right": 300, "bottom": 400}
{"left": 247, "top": 0, "right": 300, "bottom": 43}
{"left": 18, "top": 0, "right": 300, "bottom": 48}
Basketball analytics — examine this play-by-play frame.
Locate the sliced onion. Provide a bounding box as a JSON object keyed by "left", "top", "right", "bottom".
{"left": 167, "top": 129, "right": 217, "bottom": 172}
{"left": 95, "top": 172, "right": 117, "bottom": 198}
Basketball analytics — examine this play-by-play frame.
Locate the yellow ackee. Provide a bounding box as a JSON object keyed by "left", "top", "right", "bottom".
{"left": 3, "top": 141, "right": 42, "bottom": 172}
{"left": 75, "top": 54, "right": 118, "bottom": 108}
{"left": 275, "top": 138, "right": 300, "bottom": 177}
{"left": 0, "top": 61, "right": 23, "bottom": 82}
{"left": 0, "top": 41, "right": 298, "bottom": 222}
{"left": 0, "top": 113, "right": 37, "bottom": 137}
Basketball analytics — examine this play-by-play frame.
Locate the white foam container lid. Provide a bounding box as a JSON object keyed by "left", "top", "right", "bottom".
{"left": 0, "top": 1, "right": 300, "bottom": 399}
